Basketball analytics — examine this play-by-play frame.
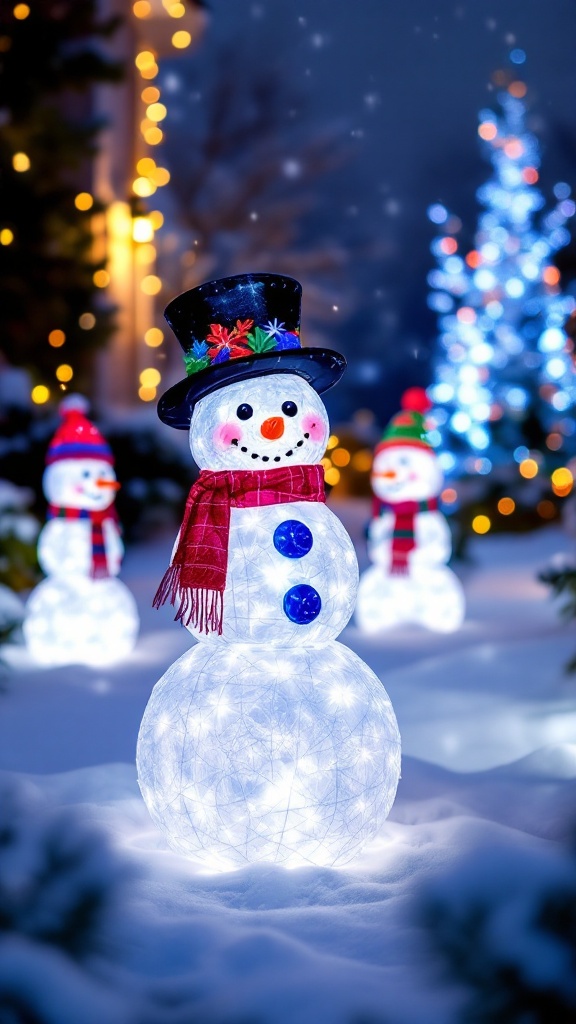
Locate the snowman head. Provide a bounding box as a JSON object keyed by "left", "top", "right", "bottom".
{"left": 372, "top": 387, "right": 442, "bottom": 502}
{"left": 44, "top": 395, "right": 119, "bottom": 510}
{"left": 371, "top": 445, "right": 443, "bottom": 503}
{"left": 189, "top": 373, "right": 330, "bottom": 470}
{"left": 43, "top": 458, "right": 119, "bottom": 511}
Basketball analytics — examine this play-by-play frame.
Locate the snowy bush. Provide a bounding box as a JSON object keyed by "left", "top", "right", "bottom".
{"left": 0, "top": 480, "right": 40, "bottom": 595}
{"left": 0, "top": 777, "right": 155, "bottom": 1024}
{"left": 421, "top": 834, "right": 576, "bottom": 1023}
{"left": 539, "top": 556, "right": 576, "bottom": 672}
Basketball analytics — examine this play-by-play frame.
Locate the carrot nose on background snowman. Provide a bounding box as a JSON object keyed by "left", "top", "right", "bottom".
{"left": 373, "top": 470, "right": 397, "bottom": 479}
{"left": 260, "top": 416, "right": 285, "bottom": 440}
{"left": 96, "top": 478, "right": 121, "bottom": 490}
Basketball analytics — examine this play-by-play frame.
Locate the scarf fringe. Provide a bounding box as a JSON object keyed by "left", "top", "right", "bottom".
{"left": 153, "top": 564, "right": 223, "bottom": 635}
{"left": 390, "top": 562, "right": 409, "bottom": 577}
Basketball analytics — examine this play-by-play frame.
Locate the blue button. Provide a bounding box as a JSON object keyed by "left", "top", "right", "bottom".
{"left": 283, "top": 584, "right": 322, "bottom": 624}
{"left": 273, "top": 519, "right": 313, "bottom": 559}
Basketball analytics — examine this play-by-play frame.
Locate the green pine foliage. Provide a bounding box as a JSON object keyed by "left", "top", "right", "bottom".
{"left": 0, "top": 778, "right": 163, "bottom": 1023}
{"left": 423, "top": 839, "right": 576, "bottom": 1024}
{"left": 539, "top": 562, "right": 576, "bottom": 672}
{"left": 0, "top": 1, "right": 124, "bottom": 392}
{"left": 0, "top": 780, "right": 124, "bottom": 959}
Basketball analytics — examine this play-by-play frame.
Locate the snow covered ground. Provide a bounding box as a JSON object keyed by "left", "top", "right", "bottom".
{"left": 2, "top": 500, "right": 576, "bottom": 1023}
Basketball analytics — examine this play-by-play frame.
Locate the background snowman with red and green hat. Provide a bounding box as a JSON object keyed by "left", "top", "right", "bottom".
{"left": 23, "top": 395, "right": 139, "bottom": 667}
{"left": 355, "top": 387, "right": 465, "bottom": 634}
{"left": 137, "top": 272, "right": 401, "bottom": 871}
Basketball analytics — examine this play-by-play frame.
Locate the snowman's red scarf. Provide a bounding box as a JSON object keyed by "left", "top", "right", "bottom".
{"left": 154, "top": 465, "right": 325, "bottom": 635}
{"left": 47, "top": 504, "right": 118, "bottom": 579}
{"left": 372, "top": 496, "right": 438, "bottom": 575}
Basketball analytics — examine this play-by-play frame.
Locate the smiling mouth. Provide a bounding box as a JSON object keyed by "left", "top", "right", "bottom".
{"left": 230, "top": 432, "right": 310, "bottom": 462}
{"left": 83, "top": 489, "right": 110, "bottom": 500}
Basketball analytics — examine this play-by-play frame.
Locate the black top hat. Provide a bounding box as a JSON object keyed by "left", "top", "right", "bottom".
{"left": 157, "top": 273, "right": 346, "bottom": 429}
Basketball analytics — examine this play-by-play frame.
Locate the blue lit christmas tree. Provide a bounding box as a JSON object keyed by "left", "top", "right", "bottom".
{"left": 426, "top": 52, "right": 576, "bottom": 487}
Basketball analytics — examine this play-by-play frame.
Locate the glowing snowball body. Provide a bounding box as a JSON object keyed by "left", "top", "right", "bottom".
{"left": 137, "top": 372, "right": 401, "bottom": 870}
{"left": 356, "top": 443, "right": 465, "bottom": 634}
{"left": 25, "top": 455, "right": 139, "bottom": 667}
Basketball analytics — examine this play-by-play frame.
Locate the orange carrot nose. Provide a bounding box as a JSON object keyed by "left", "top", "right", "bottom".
{"left": 373, "top": 470, "right": 397, "bottom": 480}
{"left": 260, "top": 416, "right": 285, "bottom": 440}
{"left": 96, "top": 478, "right": 121, "bottom": 490}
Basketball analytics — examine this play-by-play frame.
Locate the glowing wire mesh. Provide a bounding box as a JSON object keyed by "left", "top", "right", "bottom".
{"left": 138, "top": 373, "right": 401, "bottom": 868}
{"left": 137, "top": 641, "right": 401, "bottom": 869}
{"left": 24, "top": 575, "right": 139, "bottom": 667}
{"left": 356, "top": 564, "right": 465, "bottom": 633}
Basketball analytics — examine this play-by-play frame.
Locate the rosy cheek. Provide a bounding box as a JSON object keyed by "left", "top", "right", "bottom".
{"left": 213, "top": 422, "right": 242, "bottom": 449}
{"left": 408, "top": 472, "right": 419, "bottom": 481}
{"left": 74, "top": 485, "right": 85, "bottom": 493}
{"left": 301, "top": 414, "right": 325, "bottom": 442}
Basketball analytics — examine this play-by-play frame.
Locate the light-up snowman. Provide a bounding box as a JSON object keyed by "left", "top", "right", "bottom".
{"left": 356, "top": 389, "right": 465, "bottom": 634}
{"left": 24, "top": 396, "right": 139, "bottom": 666}
{"left": 137, "top": 273, "right": 401, "bottom": 870}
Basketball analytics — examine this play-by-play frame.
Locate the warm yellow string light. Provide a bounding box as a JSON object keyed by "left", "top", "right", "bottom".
{"left": 130, "top": 4, "right": 203, "bottom": 400}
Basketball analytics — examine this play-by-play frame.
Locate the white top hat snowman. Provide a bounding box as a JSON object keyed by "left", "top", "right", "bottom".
{"left": 153, "top": 272, "right": 347, "bottom": 637}
{"left": 138, "top": 273, "right": 401, "bottom": 870}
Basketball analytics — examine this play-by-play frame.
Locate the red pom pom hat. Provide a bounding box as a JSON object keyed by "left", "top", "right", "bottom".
{"left": 375, "top": 388, "right": 434, "bottom": 456}
{"left": 46, "top": 396, "right": 114, "bottom": 466}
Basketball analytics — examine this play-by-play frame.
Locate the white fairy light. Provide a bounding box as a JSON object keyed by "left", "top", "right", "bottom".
{"left": 137, "top": 641, "right": 401, "bottom": 870}
{"left": 24, "top": 574, "right": 138, "bottom": 667}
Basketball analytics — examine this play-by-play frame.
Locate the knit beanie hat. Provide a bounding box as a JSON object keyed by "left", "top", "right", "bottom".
{"left": 375, "top": 387, "right": 433, "bottom": 456}
{"left": 46, "top": 395, "right": 114, "bottom": 466}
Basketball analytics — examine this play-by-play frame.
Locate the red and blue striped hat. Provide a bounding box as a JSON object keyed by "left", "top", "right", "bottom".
{"left": 46, "top": 395, "right": 113, "bottom": 466}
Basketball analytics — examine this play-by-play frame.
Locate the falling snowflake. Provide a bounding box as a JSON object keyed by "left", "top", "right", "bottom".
{"left": 364, "top": 93, "right": 381, "bottom": 111}
{"left": 282, "top": 159, "right": 302, "bottom": 179}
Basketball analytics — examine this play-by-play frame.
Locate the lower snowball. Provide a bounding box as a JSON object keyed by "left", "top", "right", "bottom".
{"left": 137, "top": 640, "right": 401, "bottom": 871}
{"left": 24, "top": 575, "right": 139, "bottom": 667}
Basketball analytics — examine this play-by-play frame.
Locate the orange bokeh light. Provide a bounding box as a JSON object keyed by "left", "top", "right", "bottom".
{"left": 456, "top": 306, "right": 476, "bottom": 324}
{"left": 478, "top": 122, "right": 497, "bottom": 141}
{"left": 522, "top": 167, "right": 539, "bottom": 184}
{"left": 519, "top": 458, "right": 538, "bottom": 479}
{"left": 504, "top": 139, "right": 524, "bottom": 159}
{"left": 441, "top": 488, "right": 457, "bottom": 504}
{"left": 497, "top": 497, "right": 515, "bottom": 516}
{"left": 508, "top": 81, "right": 527, "bottom": 99}
{"left": 546, "top": 433, "right": 563, "bottom": 451}
{"left": 542, "top": 266, "right": 560, "bottom": 286}
{"left": 439, "top": 237, "right": 457, "bottom": 255}
{"left": 465, "top": 250, "right": 482, "bottom": 268}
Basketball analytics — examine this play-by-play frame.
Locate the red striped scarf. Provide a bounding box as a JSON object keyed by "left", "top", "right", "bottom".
{"left": 47, "top": 504, "right": 119, "bottom": 579}
{"left": 154, "top": 464, "right": 325, "bottom": 635}
{"left": 372, "top": 496, "right": 438, "bottom": 575}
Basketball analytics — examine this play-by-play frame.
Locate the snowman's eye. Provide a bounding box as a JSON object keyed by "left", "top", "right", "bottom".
{"left": 83, "top": 470, "right": 91, "bottom": 478}
{"left": 281, "top": 401, "right": 298, "bottom": 417}
{"left": 236, "top": 404, "right": 253, "bottom": 421}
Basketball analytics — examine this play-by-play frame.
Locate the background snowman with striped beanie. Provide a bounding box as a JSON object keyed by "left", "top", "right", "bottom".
{"left": 24, "top": 395, "right": 139, "bottom": 666}
{"left": 356, "top": 388, "right": 465, "bottom": 634}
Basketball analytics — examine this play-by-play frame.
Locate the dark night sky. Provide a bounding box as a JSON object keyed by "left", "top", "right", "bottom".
{"left": 162, "top": 0, "right": 576, "bottom": 422}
